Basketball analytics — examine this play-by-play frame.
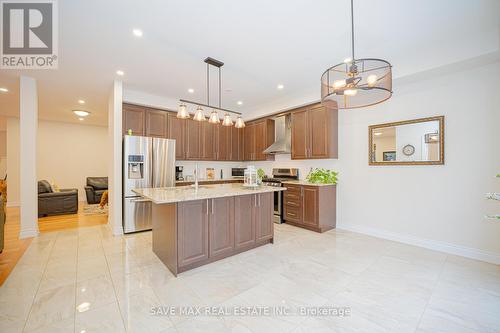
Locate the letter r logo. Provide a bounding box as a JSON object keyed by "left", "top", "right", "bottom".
{"left": 2, "top": 2, "right": 53, "bottom": 54}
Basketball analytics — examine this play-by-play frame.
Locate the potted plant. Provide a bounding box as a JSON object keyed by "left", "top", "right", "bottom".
{"left": 306, "top": 168, "right": 338, "bottom": 185}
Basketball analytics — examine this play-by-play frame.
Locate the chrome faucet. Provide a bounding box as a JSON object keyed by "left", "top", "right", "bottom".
{"left": 193, "top": 163, "right": 199, "bottom": 190}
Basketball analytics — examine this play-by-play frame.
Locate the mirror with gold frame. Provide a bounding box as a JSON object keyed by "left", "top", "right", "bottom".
{"left": 369, "top": 116, "right": 444, "bottom": 165}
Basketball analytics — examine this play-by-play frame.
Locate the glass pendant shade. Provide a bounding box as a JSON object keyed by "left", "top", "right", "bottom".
{"left": 321, "top": 58, "right": 392, "bottom": 109}
{"left": 176, "top": 103, "right": 189, "bottom": 119}
{"left": 193, "top": 106, "right": 206, "bottom": 121}
{"left": 222, "top": 113, "right": 233, "bottom": 126}
{"left": 208, "top": 110, "right": 220, "bottom": 124}
{"left": 234, "top": 116, "right": 245, "bottom": 128}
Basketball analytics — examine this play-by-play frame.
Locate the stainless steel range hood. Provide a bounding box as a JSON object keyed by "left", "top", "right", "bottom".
{"left": 263, "top": 115, "right": 291, "bottom": 154}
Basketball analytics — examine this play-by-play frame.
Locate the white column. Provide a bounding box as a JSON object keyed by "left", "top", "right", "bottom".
{"left": 108, "top": 80, "right": 123, "bottom": 235}
{"left": 19, "top": 76, "right": 39, "bottom": 238}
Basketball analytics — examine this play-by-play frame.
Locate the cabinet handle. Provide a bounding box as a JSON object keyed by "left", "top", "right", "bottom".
{"left": 254, "top": 195, "right": 257, "bottom": 207}
{"left": 206, "top": 199, "right": 209, "bottom": 215}
{"left": 258, "top": 194, "right": 261, "bottom": 207}
{"left": 212, "top": 199, "right": 214, "bottom": 214}
{"left": 288, "top": 212, "right": 296, "bottom": 216}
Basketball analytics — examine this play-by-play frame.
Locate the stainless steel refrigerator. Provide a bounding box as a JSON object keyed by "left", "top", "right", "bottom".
{"left": 123, "top": 135, "right": 175, "bottom": 233}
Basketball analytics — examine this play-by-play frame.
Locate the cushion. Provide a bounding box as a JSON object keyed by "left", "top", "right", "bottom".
{"left": 50, "top": 182, "right": 60, "bottom": 192}
{"left": 87, "top": 177, "right": 108, "bottom": 190}
{"left": 38, "top": 180, "right": 52, "bottom": 194}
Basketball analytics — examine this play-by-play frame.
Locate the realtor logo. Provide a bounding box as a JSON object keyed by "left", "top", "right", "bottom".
{"left": 1, "top": 0, "right": 58, "bottom": 69}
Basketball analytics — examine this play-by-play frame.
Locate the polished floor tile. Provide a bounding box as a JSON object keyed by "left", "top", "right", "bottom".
{"left": 0, "top": 223, "right": 498, "bottom": 333}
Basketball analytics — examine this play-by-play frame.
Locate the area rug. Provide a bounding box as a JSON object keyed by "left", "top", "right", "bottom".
{"left": 83, "top": 204, "right": 108, "bottom": 215}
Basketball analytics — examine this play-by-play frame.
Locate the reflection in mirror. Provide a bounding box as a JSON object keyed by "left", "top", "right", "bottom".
{"left": 369, "top": 116, "right": 444, "bottom": 165}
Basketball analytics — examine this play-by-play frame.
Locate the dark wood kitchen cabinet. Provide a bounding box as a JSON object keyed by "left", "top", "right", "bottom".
{"left": 145, "top": 108, "right": 168, "bottom": 138}
{"left": 209, "top": 197, "right": 235, "bottom": 258}
{"left": 123, "top": 104, "right": 146, "bottom": 136}
{"left": 200, "top": 122, "right": 217, "bottom": 160}
{"left": 177, "top": 200, "right": 209, "bottom": 268}
{"left": 255, "top": 192, "right": 274, "bottom": 243}
{"left": 243, "top": 119, "right": 275, "bottom": 161}
{"left": 216, "top": 125, "right": 230, "bottom": 161}
{"left": 234, "top": 195, "right": 256, "bottom": 250}
{"left": 230, "top": 126, "right": 244, "bottom": 161}
{"left": 152, "top": 193, "right": 276, "bottom": 276}
{"left": 291, "top": 105, "right": 338, "bottom": 159}
{"left": 283, "top": 184, "right": 336, "bottom": 233}
{"left": 167, "top": 113, "right": 186, "bottom": 160}
{"left": 185, "top": 119, "right": 201, "bottom": 160}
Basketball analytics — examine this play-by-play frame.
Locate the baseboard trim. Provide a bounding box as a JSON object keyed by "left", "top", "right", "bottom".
{"left": 19, "top": 228, "right": 39, "bottom": 239}
{"left": 338, "top": 224, "right": 500, "bottom": 265}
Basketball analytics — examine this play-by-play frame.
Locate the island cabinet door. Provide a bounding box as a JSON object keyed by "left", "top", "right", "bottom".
{"left": 209, "top": 197, "right": 235, "bottom": 258}
{"left": 255, "top": 192, "right": 274, "bottom": 242}
{"left": 177, "top": 200, "right": 209, "bottom": 268}
{"left": 234, "top": 194, "right": 256, "bottom": 250}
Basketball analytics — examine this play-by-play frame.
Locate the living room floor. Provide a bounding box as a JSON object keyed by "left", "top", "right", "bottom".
{"left": 0, "top": 204, "right": 107, "bottom": 286}
{"left": 0, "top": 223, "right": 498, "bottom": 333}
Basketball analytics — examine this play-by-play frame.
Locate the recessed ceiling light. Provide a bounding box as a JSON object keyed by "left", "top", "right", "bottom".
{"left": 277, "top": 84, "right": 284, "bottom": 90}
{"left": 343, "top": 57, "right": 352, "bottom": 63}
{"left": 374, "top": 132, "right": 382, "bottom": 136}
{"left": 73, "top": 110, "right": 90, "bottom": 117}
{"left": 76, "top": 302, "right": 91, "bottom": 313}
{"left": 237, "top": 101, "right": 243, "bottom": 105}
{"left": 132, "top": 29, "right": 143, "bottom": 37}
{"left": 188, "top": 88, "right": 194, "bottom": 93}
{"left": 78, "top": 99, "right": 85, "bottom": 105}
{"left": 78, "top": 117, "right": 84, "bottom": 121}
{"left": 0, "top": 87, "right": 8, "bottom": 93}
{"left": 116, "top": 70, "right": 125, "bottom": 76}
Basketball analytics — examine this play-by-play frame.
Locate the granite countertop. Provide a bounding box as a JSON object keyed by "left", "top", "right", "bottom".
{"left": 175, "top": 177, "right": 242, "bottom": 184}
{"left": 133, "top": 183, "right": 286, "bottom": 204}
{"left": 280, "top": 180, "right": 337, "bottom": 187}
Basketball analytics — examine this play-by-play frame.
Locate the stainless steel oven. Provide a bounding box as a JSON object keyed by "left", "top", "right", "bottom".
{"left": 273, "top": 190, "right": 283, "bottom": 224}
{"left": 262, "top": 168, "right": 299, "bottom": 224}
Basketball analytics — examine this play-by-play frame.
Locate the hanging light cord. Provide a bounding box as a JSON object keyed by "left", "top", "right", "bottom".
{"left": 350, "top": 0, "right": 355, "bottom": 61}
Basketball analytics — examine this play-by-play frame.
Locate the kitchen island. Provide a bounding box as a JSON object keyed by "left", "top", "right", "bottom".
{"left": 133, "top": 183, "right": 285, "bottom": 276}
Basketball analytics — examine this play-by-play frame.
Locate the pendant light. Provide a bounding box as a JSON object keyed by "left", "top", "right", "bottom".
{"left": 222, "top": 113, "right": 233, "bottom": 126}
{"left": 178, "top": 57, "right": 244, "bottom": 127}
{"left": 235, "top": 116, "right": 245, "bottom": 128}
{"left": 321, "top": 0, "right": 392, "bottom": 109}
{"left": 176, "top": 103, "right": 189, "bottom": 119}
{"left": 193, "top": 106, "right": 206, "bottom": 121}
{"left": 208, "top": 109, "right": 220, "bottom": 124}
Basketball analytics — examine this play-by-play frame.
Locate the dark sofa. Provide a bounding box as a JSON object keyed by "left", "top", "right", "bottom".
{"left": 84, "top": 177, "right": 108, "bottom": 204}
{"left": 38, "top": 180, "right": 78, "bottom": 217}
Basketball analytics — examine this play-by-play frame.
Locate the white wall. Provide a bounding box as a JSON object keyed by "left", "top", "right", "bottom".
{"left": 6, "top": 117, "right": 20, "bottom": 206}
{"left": 0, "top": 130, "right": 6, "bottom": 178}
{"left": 252, "top": 60, "right": 500, "bottom": 262}
{"left": 7, "top": 118, "right": 108, "bottom": 203}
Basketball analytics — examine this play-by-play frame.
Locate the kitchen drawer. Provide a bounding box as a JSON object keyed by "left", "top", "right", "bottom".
{"left": 284, "top": 205, "right": 301, "bottom": 222}
{"left": 285, "top": 185, "right": 301, "bottom": 194}
{"left": 284, "top": 197, "right": 300, "bottom": 207}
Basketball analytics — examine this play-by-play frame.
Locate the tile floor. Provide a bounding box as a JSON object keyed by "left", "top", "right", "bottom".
{"left": 0, "top": 223, "right": 499, "bottom": 333}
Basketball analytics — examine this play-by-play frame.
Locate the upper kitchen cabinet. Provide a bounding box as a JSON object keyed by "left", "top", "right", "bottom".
{"left": 145, "top": 108, "right": 168, "bottom": 138}
{"left": 217, "top": 125, "right": 230, "bottom": 161}
{"left": 123, "top": 104, "right": 146, "bottom": 136}
{"left": 230, "top": 126, "right": 244, "bottom": 161}
{"left": 291, "top": 105, "right": 338, "bottom": 159}
{"left": 200, "top": 121, "right": 217, "bottom": 160}
{"left": 185, "top": 118, "right": 201, "bottom": 160}
{"left": 167, "top": 113, "right": 186, "bottom": 160}
{"left": 244, "top": 119, "right": 275, "bottom": 161}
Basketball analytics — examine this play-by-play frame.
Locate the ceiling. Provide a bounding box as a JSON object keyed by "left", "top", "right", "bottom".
{"left": 0, "top": 0, "right": 498, "bottom": 126}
